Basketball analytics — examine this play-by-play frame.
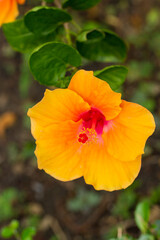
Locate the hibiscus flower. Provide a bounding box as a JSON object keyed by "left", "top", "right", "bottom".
{"left": 28, "top": 70, "right": 155, "bottom": 191}
{"left": 0, "top": 0, "right": 25, "bottom": 26}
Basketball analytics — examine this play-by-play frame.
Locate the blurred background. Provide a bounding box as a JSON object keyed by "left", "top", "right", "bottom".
{"left": 0, "top": 0, "right": 160, "bottom": 239}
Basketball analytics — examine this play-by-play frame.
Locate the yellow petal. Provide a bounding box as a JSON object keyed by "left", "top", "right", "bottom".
{"left": 28, "top": 89, "right": 90, "bottom": 139}
{"left": 104, "top": 100, "right": 155, "bottom": 162}
{"left": 82, "top": 142, "right": 141, "bottom": 191}
{"left": 68, "top": 70, "right": 122, "bottom": 120}
{"left": 35, "top": 120, "right": 83, "bottom": 181}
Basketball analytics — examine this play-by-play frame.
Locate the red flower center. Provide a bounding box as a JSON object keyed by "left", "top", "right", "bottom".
{"left": 78, "top": 108, "right": 107, "bottom": 144}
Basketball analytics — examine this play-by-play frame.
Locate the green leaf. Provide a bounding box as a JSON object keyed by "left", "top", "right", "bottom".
{"left": 2, "top": 19, "right": 56, "bottom": 53}
{"left": 21, "top": 227, "right": 36, "bottom": 240}
{"left": 29, "top": 42, "right": 81, "bottom": 86}
{"left": 24, "top": 7, "right": 72, "bottom": 35}
{"left": 0, "top": 220, "right": 20, "bottom": 238}
{"left": 76, "top": 29, "right": 127, "bottom": 62}
{"left": 0, "top": 188, "right": 19, "bottom": 222}
{"left": 63, "top": 0, "right": 101, "bottom": 10}
{"left": 10, "top": 220, "right": 19, "bottom": 230}
{"left": 1, "top": 226, "right": 14, "bottom": 238}
{"left": 60, "top": 76, "right": 72, "bottom": 88}
{"left": 152, "top": 220, "right": 160, "bottom": 237}
{"left": 138, "top": 234, "right": 155, "bottom": 240}
{"left": 135, "top": 200, "right": 150, "bottom": 233}
{"left": 94, "top": 65, "right": 128, "bottom": 90}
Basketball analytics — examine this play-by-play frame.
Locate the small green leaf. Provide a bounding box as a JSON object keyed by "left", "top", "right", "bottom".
{"left": 152, "top": 220, "right": 160, "bottom": 237}
{"left": 29, "top": 42, "right": 81, "bottom": 86}
{"left": 21, "top": 227, "right": 36, "bottom": 240}
{"left": 138, "top": 234, "right": 155, "bottom": 240}
{"left": 135, "top": 200, "right": 150, "bottom": 233}
{"left": 0, "top": 188, "right": 19, "bottom": 222}
{"left": 24, "top": 7, "right": 72, "bottom": 35}
{"left": 94, "top": 65, "right": 128, "bottom": 90}
{"left": 2, "top": 19, "right": 56, "bottom": 53}
{"left": 1, "top": 226, "right": 14, "bottom": 238}
{"left": 63, "top": 0, "right": 101, "bottom": 10}
{"left": 0, "top": 220, "right": 20, "bottom": 239}
{"left": 60, "top": 76, "right": 72, "bottom": 88}
{"left": 76, "top": 29, "right": 127, "bottom": 62}
{"left": 10, "top": 220, "right": 19, "bottom": 230}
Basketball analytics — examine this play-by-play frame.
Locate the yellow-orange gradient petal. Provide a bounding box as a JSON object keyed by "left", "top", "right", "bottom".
{"left": 104, "top": 100, "right": 155, "bottom": 162}
{"left": 0, "top": 0, "right": 10, "bottom": 26}
{"left": 1, "top": 0, "right": 18, "bottom": 25}
{"left": 28, "top": 89, "right": 90, "bottom": 139}
{"left": 82, "top": 142, "right": 141, "bottom": 191}
{"left": 35, "top": 120, "right": 83, "bottom": 181}
{"left": 16, "top": 0, "right": 25, "bottom": 4}
{"left": 0, "top": 0, "right": 25, "bottom": 26}
{"left": 68, "top": 70, "right": 122, "bottom": 120}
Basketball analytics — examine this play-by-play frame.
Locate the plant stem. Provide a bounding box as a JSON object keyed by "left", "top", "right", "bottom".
{"left": 64, "top": 23, "right": 72, "bottom": 45}
{"left": 14, "top": 231, "right": 21, "bottom": 240}
{"left": 72, "top": 20, "right": 81, "bottom": 31}
{"left": 54, "top": 0, "right": 72, "bottom": 45}
{"left": 54, "top": 0, "right": 61, "bottom": 8}
{"left": 42, "top": 0, "right": 46, "bottom": 6}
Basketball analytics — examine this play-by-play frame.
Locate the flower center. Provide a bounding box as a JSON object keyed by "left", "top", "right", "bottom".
{"left": 78, "top": 108, "right": 106, "bottom": 144}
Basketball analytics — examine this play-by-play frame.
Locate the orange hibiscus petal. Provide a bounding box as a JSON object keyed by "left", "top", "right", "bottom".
{"left": 82, "top": 142, "right": 141, "bottom": 191}
{"left": 35, "top": 120, "right": 83, "bottom": 181}
{"left": 2, "top": 0, "right": 18, "bottom": 24}
{"left": 68, "top": 70, "right": 122, "bottom": 120}
{"left": 28, "top": 88, "right": 90, "bottom": 139}
{"left": 16, "top": 0, "right": 25, "bottom": 4}
{"left": 0, "top": 0, "right": 10, "bottom": 26}
{"left": 104, "top": 100, "right": 155, "bottom": 162}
